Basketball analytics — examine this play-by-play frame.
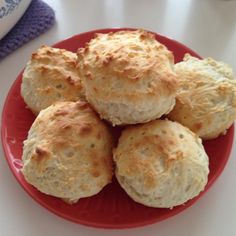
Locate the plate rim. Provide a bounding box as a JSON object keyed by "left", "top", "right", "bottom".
{"left": 1, "top": 27, "right": 234, "bottom": 229}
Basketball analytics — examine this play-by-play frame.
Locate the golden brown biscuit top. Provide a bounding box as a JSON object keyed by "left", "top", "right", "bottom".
{"left": 168, "top": 54, "right": 236, "bottom": 132}
{"left": 113, "top": 119, "right": 203, "bottom": 191}
{"left": 77, "top": 30, "right": 177, "bottom": 101}
{"left": 165, "top": 54, "right": 236, "bottom": 140}
{"left": 25, "top": 101, "right": 113, "bottom": 179}
{"left": 30, "top": 45, "right": 83, "bottom": 92}
{"left": 21, "top": 45, "right": 85, "bottom": 114}
{"left": 31, "top": 45, "right": 77, "bottom": 71}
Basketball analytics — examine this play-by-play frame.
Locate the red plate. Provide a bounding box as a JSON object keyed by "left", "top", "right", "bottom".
{"left": 1, "top": 28, "right": 234, "bottom": 229}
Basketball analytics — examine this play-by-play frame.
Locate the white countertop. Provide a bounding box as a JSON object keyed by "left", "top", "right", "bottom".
{"left": 1, "top": 0, "right": 236, "bottom": 235}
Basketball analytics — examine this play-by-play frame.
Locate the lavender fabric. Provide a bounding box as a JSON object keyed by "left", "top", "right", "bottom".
{"left": 0, "top": 0, "right": 55, "bottom": 60}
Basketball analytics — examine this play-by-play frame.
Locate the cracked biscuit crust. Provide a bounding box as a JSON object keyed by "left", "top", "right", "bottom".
{"left": 21, "top": 45, "right": 84, "bottom": 115}
{"left": 77, "top": 30, "right": 177, "bottom": 125}
{"left": 113, "top": 119, "right": 209, "bottom": 208}
{"left": 22, "top": 101, "right": 113, "bottom": 203}
{"left": 168, "top": 54, "right": 236, "bottom": 139}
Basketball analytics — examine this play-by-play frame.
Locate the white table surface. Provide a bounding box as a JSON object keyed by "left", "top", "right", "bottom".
{"left": 1, "top": 0, "right": 236, "bottom": 235}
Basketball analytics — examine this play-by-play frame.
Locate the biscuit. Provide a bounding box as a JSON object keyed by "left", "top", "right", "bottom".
{"left": 21, "top": 45, "right": 84, "bottom": 115}
{"left": 168, "top": 54, "right": 236, "bottom": 139}
{"left": 22, "top": 101, "right": 113, "bottom": 203}
{"left": 77, "top": 30, "right": 177, "bottom": 125}
{"left": 113, "top": 119, "right": 209, "bottom": 208}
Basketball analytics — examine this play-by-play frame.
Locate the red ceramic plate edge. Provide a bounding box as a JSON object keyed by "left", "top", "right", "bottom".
{"left": 1, "top": 28, "right": 235, "bottom": 229}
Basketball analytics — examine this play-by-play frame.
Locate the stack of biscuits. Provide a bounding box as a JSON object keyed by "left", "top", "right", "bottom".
{"left": 21, "top": 30, "right": 236, "bottom": 208}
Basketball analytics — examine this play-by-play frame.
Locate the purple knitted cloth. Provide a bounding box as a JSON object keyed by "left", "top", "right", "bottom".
{"left": 0, "top": 0, "right": 55, "bottom": 60}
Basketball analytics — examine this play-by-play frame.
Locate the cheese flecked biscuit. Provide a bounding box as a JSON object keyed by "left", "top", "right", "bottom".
{"left": 113, "top": 119, "right": 209, "bottom": 208}
{"left": 77, "top": 30, "right": 177, "bottom": 125}
{"left": 21, "top": 45, "right": 84, "bottom": 115}
{"left": 22, "top": 101, "right": 113, "bottom": 203}
{"left": 168, "top": 54, "right": 236, "bottom": 139}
